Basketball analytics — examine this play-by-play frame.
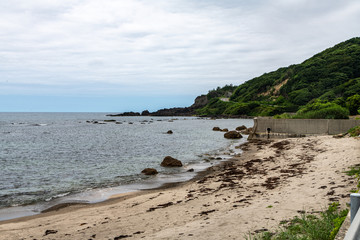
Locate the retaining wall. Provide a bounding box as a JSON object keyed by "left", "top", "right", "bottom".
{"left": 252, "top": 118, "right": 360, "bottom": 137}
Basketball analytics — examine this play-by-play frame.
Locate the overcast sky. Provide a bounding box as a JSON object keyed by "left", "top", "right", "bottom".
{"left": 1, "top": 0, "right": 359, "bottom": 112}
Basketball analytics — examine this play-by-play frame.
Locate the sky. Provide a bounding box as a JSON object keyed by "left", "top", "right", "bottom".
{"left": 0, "top": 0, "right": 359, "bottom": 112}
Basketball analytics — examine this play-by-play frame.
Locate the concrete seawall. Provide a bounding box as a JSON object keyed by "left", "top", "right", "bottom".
{"left": 251, "top": 117, "right": 360, "bottom": 138}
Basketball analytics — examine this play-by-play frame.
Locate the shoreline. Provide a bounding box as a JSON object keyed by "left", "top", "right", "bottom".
{"left": 1, "top": 135, "right": 359, "bottom": 239}
{"left": 0, "top": 134, "right": 246, "bottom": 223}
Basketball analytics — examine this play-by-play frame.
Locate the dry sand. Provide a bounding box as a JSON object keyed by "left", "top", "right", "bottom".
{"left": 0, "top": 135, "right": 359, "bottom": 240}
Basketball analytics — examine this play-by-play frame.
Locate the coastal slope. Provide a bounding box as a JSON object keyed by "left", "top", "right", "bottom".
{"left": 0, "top": 136, "right": 359, "bottom": 240}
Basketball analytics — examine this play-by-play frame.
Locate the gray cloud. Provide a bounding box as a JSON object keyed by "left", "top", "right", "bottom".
{"left": 0, "top": 0, "right": 359, "bottom": 98}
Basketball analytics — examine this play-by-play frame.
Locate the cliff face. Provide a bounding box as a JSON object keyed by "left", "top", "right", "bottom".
{"left": 190, "top": 95, "right": 209, "bottom": 109}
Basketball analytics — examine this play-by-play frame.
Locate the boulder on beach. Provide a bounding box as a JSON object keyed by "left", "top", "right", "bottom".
{"left": 161, "top": 156, "right": 183, "bottom": 167}
{"left": 241, "top": 127, "right": 253, "bottom": 135}
{"left": 212, "top": 127, "right": 221, "bottom": 131}
{"left": 141, "top": 168, "right": 158, "bottom": 175}
{"left": 224, "top": 131, "right": 243, "bottom": 139}
{"left": 236, "top": 125, "right": 247, "bottom": 131}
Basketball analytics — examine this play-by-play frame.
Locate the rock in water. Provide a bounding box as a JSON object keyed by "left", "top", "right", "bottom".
{"left": 224, "top": 131, "right": 243, "bottom": 139}
{"left": 161, "top": 156, "right": 183, "bottom": 167}
{"left": 236, "top": 125, "right": 247, "bottom": 131}
{"left": 141, "top": 168, "right": 158, "bottom": 175}
{"left": 167, "top": 130, "right": 173, "bottom": 134}
{"left": 212, "top": 127, "right": 221, "bottom": 131}
{"left": 220, "top": 128, "right": 229, "bottom": 132}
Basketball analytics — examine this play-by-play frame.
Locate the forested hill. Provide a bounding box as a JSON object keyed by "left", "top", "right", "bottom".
{"left": 196, "top": 37, "right": 360, "bottom": 118}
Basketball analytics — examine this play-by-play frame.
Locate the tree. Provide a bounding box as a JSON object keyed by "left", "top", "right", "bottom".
{"left": 347, "top": 94, "right": 360, "bottom": 115}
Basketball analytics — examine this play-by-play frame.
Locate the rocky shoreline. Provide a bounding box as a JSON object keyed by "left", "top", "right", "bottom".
{"left": 106, "top": 94, "right": 253, "bottom": 118}
{"left": 1, "top": 135, "right": 358, "bottom": 239}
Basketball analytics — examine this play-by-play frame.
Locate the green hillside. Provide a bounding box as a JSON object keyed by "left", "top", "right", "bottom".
{"left": 197, "top": 37, "right": 360, "bottom": 118}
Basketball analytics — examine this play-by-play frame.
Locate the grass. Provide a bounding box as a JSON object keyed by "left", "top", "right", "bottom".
{"left": 345, "top": 164, "right": 360, "bottom": 193}
{"left": 345, "top": 165, "right": 360, "bottom": 177}
{"left": 245, "top": 203, "right": 348, "bottom": 240}
{"left": 347, "top": 125, "right": 360, "bottom": 137}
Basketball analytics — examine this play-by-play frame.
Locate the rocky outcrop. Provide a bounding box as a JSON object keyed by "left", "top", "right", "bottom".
{"left": 241, "top": 127, "right": 253, "bottom": 135}
{"left": 161, "top": 156, "right": 183, "bottom": 167}
{"left": 190, "top": 95, "right": 208, "bottom": 109}
{"left": 149, "top": 107, "right": 194, "bottom": 116}
{"left": 141, "top": 168, "right": 158, "bottom": 175}
{"left": 212, "top": 127, "right": 221, "bottom": 131}
{"left": 106, "top": 94, "right": 209, "bottom": 117}
{"left": 141, "top": 110, "right": 150, "bottom": 116}
{"left": 236, "top": 125, "right": 247, "bottom": 131}
{"left": 107, "top": 112, "right": 140, "bottom": 117}
{"left": 224, "top": 131, "right": 243, "bottom": 139}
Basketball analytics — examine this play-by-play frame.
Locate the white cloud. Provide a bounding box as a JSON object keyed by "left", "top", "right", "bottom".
{"left": 0, "top": 0, "right": 359, "bottom": 99}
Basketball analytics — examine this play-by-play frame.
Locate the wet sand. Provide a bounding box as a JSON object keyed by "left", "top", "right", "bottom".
{"left": 0, "top": 135, "right": 359, "bottom": 240}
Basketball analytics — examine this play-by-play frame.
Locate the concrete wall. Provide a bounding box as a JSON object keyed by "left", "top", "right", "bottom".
{"left": 253, "top": 117, "right": 360, "bottom": 136}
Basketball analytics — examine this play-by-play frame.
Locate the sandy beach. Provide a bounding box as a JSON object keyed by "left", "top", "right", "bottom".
{"left": 0, "top": 135, "right": 359, "bottom": 240}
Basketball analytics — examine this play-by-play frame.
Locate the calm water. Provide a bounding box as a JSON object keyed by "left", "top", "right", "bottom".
{"left": 0, "top": 113, "right": 253, "bottom": 219}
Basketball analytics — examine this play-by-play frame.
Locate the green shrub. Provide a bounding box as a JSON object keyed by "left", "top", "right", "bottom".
{"left": 348, "top": 126, "right": 360, "bottom": 137}
{"left": 196, "top": 98, "right": 233, "bottom": 115}
{"left": 273, "top": 113, "right": 293, "bottom": 119}
{"left": 223, "top": 102, "right": 257, "bottom": 115}
{"left": 294, "top": 100, "right": 349, "bottom": 119}
{"left": 347, "top": 94, "right": 360, "bottom": 115}
{"left": 247, "top": 203, "right": 348, "bottom": 240}
{"left": 294, "top": 106, "right": 349, "bottom": 119}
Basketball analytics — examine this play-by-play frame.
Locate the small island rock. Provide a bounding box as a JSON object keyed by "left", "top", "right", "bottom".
{"left": 161, "top": 156, "right": 183, "bottom": 167}
{"left": 212, "top": 127, "right": 221, "bottom": 131}
{"left": 236, "top": 125, "right": 247, "bottom": 131}
{"left": 224, "top": 131, "right": 243, "bottom": 139}
{"left": 141, "top": 168, "right": 158, "bottom": 175}
{"left": 167, "top": 130, "right": 173, "bottom": 134}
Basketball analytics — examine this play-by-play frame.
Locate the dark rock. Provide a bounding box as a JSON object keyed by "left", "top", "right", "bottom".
{"left": 114, "top": 235, "right": 131, "bottom": 239}
{"left": 236, "top": 125, "right": 247, "bottom": 131}
{"left": 104, "top": 119, "right": 116, "bottom": 122}
{"left": 167, "top": 130, "right": 173, "bottom": 134}
{"left": 224, "top": 131, "right": 243, "bottom": 139}
{"left": 141, "top": 168, "right": 158, "bottom": 175}
{"left": 107, "top": 112, "right": 140, "bottom": 117}
{"left": 220, "top": 128, "right": 229, "bottom": 132}
{"left": 241, "top": 127, "right": 252, "bottom": 135}
{"left": 212, "top": 127, "right": 221, "bottom": 131}
{"left": 149, "top": 107, "right": 194, "bottom": 116}
{"left": 161, "top": 156, "right": 183, "bottom": 167}
{"left": 333, "top": 133, "right": 345, "bottom": 138}
{"left": 141, "top": 110, "right": 150, "bottom": 116}
{"left": 191, "top": 95, "right": 209, "bottom": 109}
{"left": 44, "top": 230, "right": 58, "bottom": 236}
{"left": 187, "top": 168, "right": 194, "bottom": 172}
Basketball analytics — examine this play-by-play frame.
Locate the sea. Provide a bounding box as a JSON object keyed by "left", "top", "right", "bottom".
{"left": 0, "top": 112, "right": 253, "bottom": 221}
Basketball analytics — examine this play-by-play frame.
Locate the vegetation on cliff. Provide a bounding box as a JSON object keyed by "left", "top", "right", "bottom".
{"left": 197, "top": 37, "right": 360, "bottom": 118}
